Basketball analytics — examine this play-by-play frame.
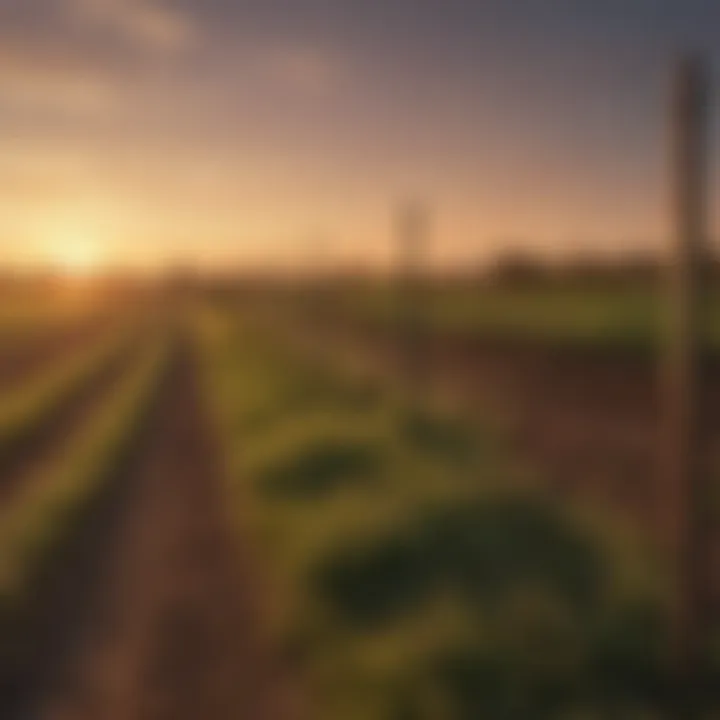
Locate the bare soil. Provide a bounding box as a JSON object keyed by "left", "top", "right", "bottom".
{"left": 430, "top": 334, "right": 720, "bottom": 538}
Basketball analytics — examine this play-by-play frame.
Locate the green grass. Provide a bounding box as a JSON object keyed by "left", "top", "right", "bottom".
{"left": 195, "top": 306, "right": 676, "bottom": 719}
{"left": 304, "top": 282, "right": 720, "bottom": 353}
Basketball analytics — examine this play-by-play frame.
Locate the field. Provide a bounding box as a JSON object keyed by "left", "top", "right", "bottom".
{"left": 0, "top": 279, "right": 718, "bottom": 719}
{"left": 245, "top": 279, "right": 720, "bottom": 542}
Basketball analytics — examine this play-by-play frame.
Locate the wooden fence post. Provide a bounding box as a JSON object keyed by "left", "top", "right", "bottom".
{"left": 395, "top": 201, "right": 430, "bottom": 405}
{"left": 664, "top": 54, "right": 711, "bottom": 714}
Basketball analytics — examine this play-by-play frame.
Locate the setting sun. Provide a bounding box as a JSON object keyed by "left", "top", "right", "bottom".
{"left": 51, "top": 240, "right": 105, "bottom": 277}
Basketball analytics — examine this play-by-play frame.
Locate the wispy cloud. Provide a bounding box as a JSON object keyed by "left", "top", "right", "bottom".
{"left": 67, "top": 0, "right": 197, "bottom": 54}
{"left": 0, "top": 39, "right": 120, "bottom": 113}
{"left": 0, "top": 0, "right": 198, "bottom": 115}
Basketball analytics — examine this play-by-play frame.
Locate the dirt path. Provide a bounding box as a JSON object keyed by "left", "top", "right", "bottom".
{"left": 15, "top": 341, "right": 294, "bottom": 720}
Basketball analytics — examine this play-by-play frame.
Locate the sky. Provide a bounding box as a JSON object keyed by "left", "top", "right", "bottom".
{"left": 1, "top": 0, "right": 720, "bottom": 272}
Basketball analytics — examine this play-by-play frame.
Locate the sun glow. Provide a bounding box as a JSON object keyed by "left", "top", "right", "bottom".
{"left": 51, "top": 239, "right": 106, "bottom": 277}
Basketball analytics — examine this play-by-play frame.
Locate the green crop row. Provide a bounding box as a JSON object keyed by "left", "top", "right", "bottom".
{"left": 0, "top": 320, "right": 137, "bottom": 463}
{"left": 263, "top": 283, "right": 720, "bottom": 355}
{"left": 0, "top": 334, "right": 169, "bottom": 668}
{"left": 195, "top": 307, "right": 686, "bottom": 720}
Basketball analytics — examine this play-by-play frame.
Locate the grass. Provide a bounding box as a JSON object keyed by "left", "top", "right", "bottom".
{"left": 279, "top": 282, "right": 720, "bottom": 354}
{"left": 194, "top": 305, "right": 677, "bottom": 719}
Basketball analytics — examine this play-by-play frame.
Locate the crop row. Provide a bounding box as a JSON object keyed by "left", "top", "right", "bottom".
{"left": 195, "top": 307, "right": 686, "bottom": 719}
{"left": 0, "top": 320, "right": 140, "bottom": 469}
{"left": 0, "top": 333, "right": 170, "bottom": 690}
{"left": 250, "top": 283, "right": 720, "bottom": 355}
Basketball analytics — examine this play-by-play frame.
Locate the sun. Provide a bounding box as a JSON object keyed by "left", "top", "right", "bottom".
{"left": 52, "top": 240, "right": 105, "bottom": 278}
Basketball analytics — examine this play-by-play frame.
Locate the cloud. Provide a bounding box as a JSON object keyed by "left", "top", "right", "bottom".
{"left": 68, "top": 0, "right": 196, "bottom": 54}
{"left": 0, "top": 39, "right": 120, "bottom": 113}
{"left": 0, "top": 0, "right": 198, "bottom": 115}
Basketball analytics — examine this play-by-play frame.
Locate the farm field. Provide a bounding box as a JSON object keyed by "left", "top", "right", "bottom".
{"left": 0, "top": 289, "right": 296, "bottom": 720}
{"left": 318, "top": 281, "right": 720, "bottom": 352}
{"left": 3, "top": 1, "right": 718, "bottom": 716}
{"left": 0, "top": 282, "right": 718, "bottom": 719}
{"left": 231, "top": 281, "right": 720, "bottom": 545}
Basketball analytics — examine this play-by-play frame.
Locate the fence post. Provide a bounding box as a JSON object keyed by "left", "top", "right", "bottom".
{"left": 395, "top": 201, "right": 430, "bottom": 405}
{"left": 664, "top": 54, "right": 711, "bottom": 714}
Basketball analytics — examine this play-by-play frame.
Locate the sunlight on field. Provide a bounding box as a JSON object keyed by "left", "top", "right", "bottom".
{"left": 0, "top": 279, "right": 715, "bottom": 718}
{"left": 0, "top": 0, "right": 716, "bottom": 715}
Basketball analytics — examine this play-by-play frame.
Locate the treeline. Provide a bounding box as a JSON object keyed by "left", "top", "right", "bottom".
{"left": 486, "top": 251, "right": 720, "bottom": 288}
